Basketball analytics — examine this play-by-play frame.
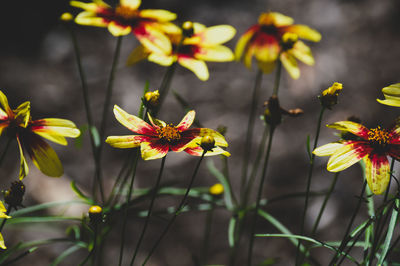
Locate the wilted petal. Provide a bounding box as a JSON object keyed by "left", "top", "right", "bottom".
{"left": 0, "top": 202, "right": 10, "bottom": 219}
{"left": 16, "top": 136, "right": 29, "bottom": 179}
{"left": 0, "top": 233, "right": 5, "bottom": 249}
{"left": 0, "top": 91, "right": 12, "bottom": 116}
{"left": 364, "top": 153, "right": 390, "bottom": 195}
{"left": 14, "top": 102, "right": 30, "bottom": 128}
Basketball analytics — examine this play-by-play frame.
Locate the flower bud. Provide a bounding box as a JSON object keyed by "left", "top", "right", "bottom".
{"left": 319, "top": 82, "right": 343, "bottom": 109}
{"left": 281, "top": 32, "right": 298, "bottom": 50}
{"left": 60, "top": 13, "right": 74, "bottom": 22}
{"left": 264, "top": 95, "right": 282, "bottom": 127}
{"left": 3, "top": 181, "right": 25, "bottom": 209}
{"left": 143, "top": 90, "right": 160, "bottom": 110}
{"left": 182, "top": 21, "right": 194, "bottom": 37}
{"left": 89, "top": 205, "right": 103, "bottom": 224}
{"left": 209, "top": 183, "right": 224, "bottom": 196}
{"left": 201, "top": 135, "right": 215, "bottom": 152}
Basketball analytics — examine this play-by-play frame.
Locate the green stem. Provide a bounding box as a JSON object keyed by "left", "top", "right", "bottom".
{"left": 222, "top": 155, "right": 237, "bottom": 206}
{"left": 240, "top": 69, "right": 263, "bottom": 199}
{"left": 118, "top": 149, "right": 140, "bottom": 266}
{"left": 272, "top": 59, "right": 282, "bottom": 97}
{"left": 79, "top": 223, "right": 98, "bottom": 266}
{"left": 329, "top": 181, "right": 367, "bottom": 266}
{"left": 142, "top": 152, "right": 206, "bottom": 266}
{"left": 296, "top": 106, "right": 326, "bottom": 265}
{"left": 311, "top": 172, "right": 340, "bottom": 236}
{"left": 129, "top": 155, "right": 167, "bottom": 266}
{"left": 153, "top": 63, "right": 177, "bottom": 116}
{"left": 247, "top": 126, "right": 275, "bottom": 266}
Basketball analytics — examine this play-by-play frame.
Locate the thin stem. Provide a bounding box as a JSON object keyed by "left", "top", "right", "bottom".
{"left": 296, "top": 106, "right": 326, "bottom": 265}
{"left": 222, "top": 155, "right": 237, "bottom": 206}
{"left": 247, "top": 126, "right": 275, "bottom": 266}
{"left": 129, "top": 156, "right": 167, "bottom": 266}
{"left": 200, "top": 199, "right": 216, "bottom": 265}
{"left": 272, "top": 59, "right": 282, "bottom": 97}
{"left": 311, "top": 173, "right": 340, "bottom": 236}
{"left": 153, "top": 63, "right": 177, "bottom": 116}
{"left": 118, "top": 149, "right": 140, "bottom": 266}
{"left": 79, "top": 223, "right": 98, "bottom": 266}
{"left": 0, "top": 206, "right": 12, "bottom": 233}
{"left": 240, "top": 69, "right": 263, "bottom": 199}
{"left": 142, "top": 152, "right": 206, "bottom": 266}
{"left": 329, "top": 181, "right": 367, "bottom": 266}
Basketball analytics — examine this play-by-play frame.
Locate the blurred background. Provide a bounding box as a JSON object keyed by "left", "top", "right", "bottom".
{"left": 1, "top": 0, "right": 400, "bottom": 265}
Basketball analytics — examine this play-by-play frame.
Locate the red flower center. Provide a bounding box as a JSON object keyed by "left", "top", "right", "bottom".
{"left": 368, "top": 127, "right": 390, "bottom": 147}
{"left": 156, "top": 124, "right": 181, "bottom": 142}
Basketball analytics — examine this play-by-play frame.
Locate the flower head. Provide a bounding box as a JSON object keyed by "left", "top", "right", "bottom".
{"left": 0, "top": 201, "right": 11, "bottom": 249}
{"left": 127, "top": 21, "right": 236, "bottom": 81}
{"left": 0, "top": 91, "right": 80, "bottom": 179}
{"left": 377, "top": 83, "right": 400, "bottom": 107}
{"left": 106, "top": 105, "right": 230, "bottom": 160}
{"left": 235, "top": 12, "right": 321, "bottom": 79}
{"left": 313, "top": 121, "right": 400, "bottom": 195}
{"left": 70, "top": 0, "right": 179, "bottom": 54}
{"left": 319, "top": 82, "right": 343, "bottom": 109}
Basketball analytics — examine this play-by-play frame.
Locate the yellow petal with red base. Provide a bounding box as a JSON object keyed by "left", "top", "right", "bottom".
{"left": 16, "top": 137, "right": 29, "bottom": 179}
{"left": 121, "top": 0, "right": 141, "bottom": 9}
{"left": 284, "top": 25, "right": 321, "bottom": 42}
{"left": 313, "top": 142, "right": 344, "bottom": 156}
{"left": 178, "top": 58, "right": 209, "bottom": 81}
{"left": 176, "top": 110, "right": 195, "bottom": 131}
{"left": 196, "top": 46, "right": 234, "bottom": 62}
{"left": 140, "top": 141, "right": 168, "bottom": 160}
{"left": 363, "top": 154, "right": 390, "bottom": 195}
{"left": 113, "top": 105, "right": 155, "bottom": 135}
{"left": 291, "top": 41, "right": 314, "bottom": 65}
{"left": 280, "top": 53, "right": 300, "bottom": 79}
{"left": 30, "top": 118, "right": 80, "bottom": 146}
{"left": 235, "top": 28, "right": 255, "bottom": 61}
{"left": 139, "top": 9, "right": 177, "bottom": 22}
{"left": 24, "top": 134, "right": 63, "bottom": 177}
{"left": 108, "top": 22, "right": 132, "bottom": 36}
{"left": 134, "top": 25, "right": 172, "bottom": 54}
{"left": 327, "top": 121, "right": 369, "bottom": 139}
{"left": 126, "top": 45, "right": 150, "bottom": 66}
{"left": 327, "top": 142, "right": 370, "bottom": 172}
{"left": 106, "top": 135, "right": 148, "bottom": 148}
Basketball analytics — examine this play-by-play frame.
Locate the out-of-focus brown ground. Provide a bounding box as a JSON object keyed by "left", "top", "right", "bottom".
{"left": 1, "top": 0, "right": 400, "bottom": 265}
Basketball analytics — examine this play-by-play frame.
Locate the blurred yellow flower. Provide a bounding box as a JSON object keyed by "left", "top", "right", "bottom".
{"left": 209, "top": 183, "right": 224, "bottom": 195}
{"left": 70, "top": 0, "right": 180, "bottom": 54}
{"left": 377, "top": 83, "right": 400, "bottom": 107}
{"left": 0, "top": 91, "right": 80, "bottom": 179}
{"left": 235, "top": 12, "right": 321, "bottom": 79}
{"left": 127, "top": 21, "right": 236, "bottom": 81}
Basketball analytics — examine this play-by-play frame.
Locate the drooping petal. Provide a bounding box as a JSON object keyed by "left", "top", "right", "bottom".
{"left": 16, "top": 136, "right": 29, "bottom": 180}
{"left": 258, "top": 12, "right": 294, "bottom": 27}
{"left": 313, "top": 142, "right": 345, "bottom": 156}
{"left": 21, "top": 132, "right": 63, "bottom": 177}
{"left": 134, "top": 24, "right": 172, "bottom": 54}
{"left": 327, "top": 121, "right": 370, "bottom": 139}
{"left": 184, "top": 146, "right": 230, "bottom": 157}
{"left": 326, "top": 141, "right": 372, "bottom": 172}
{"left": 108, "top": 21, "right": 132, "bottom": 36}
{"left": 30, "top": 118, "right": 80, "bottom": 146}
{"left": 0, "top": 202, "right": 10, "bottom": 219}
{"left": 284, "top": 25, "right": 322, "bottom": 42}
{"left": 198, "top": 25, "right": 236, "bottom": 45}
{"left": 280, "top": 52, "right": 300, "bottom": 79}
{"left": 140, "top": 141, "right": 169, "bottom": 160}
{"left": 178, "top": 57, "right": 209, "bottom": 81}
{"left": 291, "top": 41, "right": 314, "bottom": 65}
{"left": 235, "top": 27, "right": 256, "bottom": 61}
{"left": 106, "top": 135, "right": 152, "bottom": 148}
{"left": 364, "top": 153, "right": 390, "bottom": 195}
{"left": 14, "top": 101, "right": 30, "bottom": 128}
{"left": 0, "top": 91, "right": 12, "bottom": 117}
{"left": 121, "top": 0, "right": 140, "bottom": 9}
{"left": 113, "top": 105, "right": 156, "bottom": 135}
{"left": 126, "top": 45, "right": 150, "bottom": 65}
{"left": 0, "top": 233, "right": 5, "bottom": 249}
{"left": 139, "top": 9, "right": 176, "bottom": 22}
{"left": 195, "top": 46, "right": 234, "bottom": 62}
{"left": 176, "top": 110, "right": 195, "bottom": 131}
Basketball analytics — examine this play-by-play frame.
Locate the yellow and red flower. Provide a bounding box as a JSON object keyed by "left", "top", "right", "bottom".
{"left": 70, "top": 0, "right": 179, "bottom": 54}
{"left": 127, "top": 21, "right": 236, "bottom": 81}
{"left": 313, "top": 121, "right": 400, "bottom": 195}
{"left": 0, "top": 91, "right": 80, "bottom": 179}
{"left": 106, "top": 105, "right": 230, "bottom": 160}
{"left": 235, "top": 12, "right": 321, "bottom": 79}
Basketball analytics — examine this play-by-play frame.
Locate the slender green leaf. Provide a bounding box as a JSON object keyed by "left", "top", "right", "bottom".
{"left": 306, "top": 135, "right": 312, "bottom": 160}
{"left": 12, "top": 200, "right": 86, "bottom": 217}
{"left": 70, "top": 181, "right": 93, "bottom": 204}
{"left": 377, "top": 199, "right": 399, "bottom": 265}
{"left": 90, "top": 126, "right": 100, "bottom": 148}
{"left": 207, "top": 160, "right": 234, "bottom": 210}
{"left": 228, "top": 216, "right": 236, "bottom": 248}
{"left": 139, "top": 81, "right": 149, "bottom": 119}
{"left": 7, "top": 216, "right": 80, "bottom": 225}
{"left": 51, "top": 244, "right": 86, "bottom": 266}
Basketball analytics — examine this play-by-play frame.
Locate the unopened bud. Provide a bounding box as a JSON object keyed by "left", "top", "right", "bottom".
{"left": 264, "top": 95, "right": 282, "bottom": 127}
{"left": 201, "top": 135, "right": 215, "bottom": 152}
{"left": 3, "top": 181, "right": 25, "bottom": 209}
{"left": 143, "top": 90, "right": 160, "bottom": 110}
{"left": 209, "top": 183, "right": 224, "bottom": 196}
{"left": 182, "top": 21, "right": 194, "bottom": 37}
{"left": 319, "top": 82, "right": 343, "bottom": 109}
{"left": 89, "top": 205, "right": 102, "bottom": 224}
{"left": 60, "top": 12, "right": 74, "bottom": 22}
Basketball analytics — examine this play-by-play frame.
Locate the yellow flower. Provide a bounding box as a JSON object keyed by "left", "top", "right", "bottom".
{"left": 0, "top": 201, "right": 11, "bottom": 249}
{"left": 70, "top": 0, "right": 180, "bottom": 54}
{"left": 377, "top": 83, "right": 400, "bottom": 107}
{"left": 127, "top": 21, "right": 236, "bottom": 81}
{"left": 235, "top": 12, "right": 321, "bottom": 79}
{"left": 0, "top": 91, "right": 80, "bottom": 179}
{"left": 106, "top": 105, "right": 230, "bottom": 160}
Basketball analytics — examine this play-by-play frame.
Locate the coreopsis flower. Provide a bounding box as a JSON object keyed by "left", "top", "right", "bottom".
{"left": 313, "top": 121, "right": 400, "bottom": 195}
{"left": 319, "top": 82, "right": 343, "bottom": 109}
{"left": 235, "top": 12, "right": 321, "bottom": 79}
{"left": 127, "top": 21, "right": 236, "bottom": 81}
{"left": 377, "top": 83, "right": 400, "bottom": 107}
{"left": 106, "top": 105, "right": 230, "bottom": 160}
{"left": 0, "top": 91, "right": 80, "bottom": 179}
{"left": 0, "top": 201, "right": 11, "bottom": 249}
{"left": 70, "top": 0, "right": 179, "bottom": 54}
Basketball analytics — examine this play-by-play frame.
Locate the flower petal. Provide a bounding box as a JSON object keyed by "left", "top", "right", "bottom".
{"left": 140, "top": 141, "right": 169, "bottom": 160}
{"left": 30, "top": 118, "right": 80, "bottom": 146}
{"left": 291, "top": 41, "right": 314, "bottom": 65}
{"left": 108, "top": 21, "right": 131, "bottom": 36}
{"left": 139, "top": 9, "right": 176, "bottom": 22}
{"left": 313, "top": 142, "right": 345, "bottom": 156}
{"left": 377, "top": 83, "right": 400, "bottom": 107}
{"left": 113, "top": 105, "right": 156, "bottom": 135}
{"left": 196, "top": 46, "right": 234, "bottom": 62}
{"left": 235, "top": 27, "right": 256, "bottom": 61}
{"left": 22, "top": 132, "right": 63, "bottom": 177}
{"left": 185, "top": 146, "right": 230, "bottom": 157}
{"left": 257, "top": 61, "right": 276, "bottom": 74}
{"left": 178, "top": 57, "right": 209, "bottom": 81}
{"left": 0, "top": 91, "right": 12, "bottom": 117}
{"left": 176, "top": 110, "right": 195, "bottom": 131}
{"left": 327, "top": 121, "right": 370, "bottom": 139}
{"left": 199, "top": 128, "right": 228, "bottom": 147}
{"left": 364, "top": 154, "right": 390, "bottom": 195}
{"left": 16, "top": 136, "right": 29, "bottom": 179}
{"left": 134, "top": 24, "right": 172, "bottom": 54}
{"left": 126, "top": 45, "right": 150, "bottom": 65}
{"left": 326, "top": 141, "right": 371, "bottom": 172}
{"left": 280, "top": 52, "right": 300, "bottom": 79}
{"left": 0, "top": 233, "right": 6, "bottom": 249}
{"left": 148, "top": 53, "right": 175, "bottom": 66}
{"left": 121, "top": 0, "right": 140, "bottom": 9}
{"left": 198, "top": 25, "right": 236, "bottom": 45}
{"left": 14, "top": 102, "right": 30, "bottom": 128}
{"left": 258, "top": 12, "right": 294, "bottom": 27}
{"left": 74, "top": 11, "right": 109, "bottom": 27}
{"left": 106, "top": 135, "right": 152, "bottom": 148}
{"left": 0, "top": 202, "right": 10, "bottom": 219}
{"left": 284, "top": 25, "right": 321, "bottom": 42}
